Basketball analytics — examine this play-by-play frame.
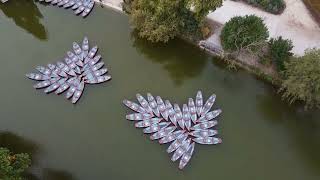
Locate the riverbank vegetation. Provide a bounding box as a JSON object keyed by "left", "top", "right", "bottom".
{"left": 269, "top": 37, "right": 293, "bottom": 71}
{"left": 122, "top": 0, "right": 222, "bottom": 42}
{"left": 221, "top": 15, "right": 269, "bottom": 55}
{"left": 232, "top": 0, "right": 286, "bottom": 14}
{"left": 280, "top": 48, "right": 320, "bottom": 109}
{"left": 220, "top": 15, "right": 320, "bottom": 110}
{"left": 123, "top": 2, "right": 320, "bottom": 110}
{"left": 0, "top": 147, "right": 30, "bottom": 180}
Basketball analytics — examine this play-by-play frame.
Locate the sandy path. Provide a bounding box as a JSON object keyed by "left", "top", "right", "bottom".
{"left": 93, "top": 0, "right": 123, "bottom": 11}
{"left": 207, "top": 0, "right": 320, "bottom": 55}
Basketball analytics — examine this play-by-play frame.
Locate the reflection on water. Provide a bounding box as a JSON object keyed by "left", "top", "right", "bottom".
{"left": 131, "top": 32, "right": 208, "bottom": 86}
{"left": 27, "top": 168, "right": 76, "bottom": 180}
{"left": 0, "top": 0, "right": 47, "bottom": 40}
{"left": 0, "top": 131, "right": 39, "bottom": 157}
{"left": 0, "top": 132, "right": 76, "bottom": 179}
{"left": 256, "top": 91, "right": 320, "bottom": 175}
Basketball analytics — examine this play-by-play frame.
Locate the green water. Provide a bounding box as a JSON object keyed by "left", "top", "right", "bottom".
{"left": 1, "top": 1, "right": 320, "bottom": 179}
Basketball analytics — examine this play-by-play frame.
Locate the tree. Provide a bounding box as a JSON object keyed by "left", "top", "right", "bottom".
{"left": 220, "top": 15, "right": 269, "bottom": 54}
{"left": 127, "top": 0, "right": 223, "bottom": 43}
{"left": 269, "top": 37, "right": 293, "bottom": 71}
{"left": 280, "top": 48, "right": 320, "bottom": 109}
{"left": 0, "top": 147, "right": 31, "bottom": 180}
{"left": 130, "top": 0, "right": 185, "bottom": 42}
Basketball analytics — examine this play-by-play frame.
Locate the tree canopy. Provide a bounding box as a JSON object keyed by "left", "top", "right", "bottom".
{"left": 269, "top": 36, "right": 293, "bottom": 71}
{"left": 280, "top": 48, "right": 320, "bottom": 109}
{"left": 220, "top": 15, "right": 269, "bottom": 53}
{"left": 0, "top": 147, "right": 31, "bottom": 180}
{"left": 126, "top": 0, "right": 223, "bottom": 42}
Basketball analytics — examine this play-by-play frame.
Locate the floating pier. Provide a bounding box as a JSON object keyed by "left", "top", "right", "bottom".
{"left": 123, "top": 91, "right": 222, "bottom": 169}
{"left": 37, "top": 0, "right": 95, "bottom": 17}
{"left": 26, "top": 37, "right": 111, "bottom": 104}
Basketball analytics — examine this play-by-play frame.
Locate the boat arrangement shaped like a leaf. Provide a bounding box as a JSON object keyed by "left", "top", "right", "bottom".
{"left": 26, "top": 37, "right": 111, "bottom": 104}
{"left": 123, "top": 91, "right": 222, "bottom": 169}
{"left": 37, "top": 0, "right": 95, "bottom": 17}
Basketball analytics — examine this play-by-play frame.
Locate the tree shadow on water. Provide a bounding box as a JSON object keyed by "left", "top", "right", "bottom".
{"left": 27, "top": 168, "right": 77, "bottom": 180}
{"left": 0, "top": 0, "right": 47, "bottom": 40}
{"left": 0, "top": 131, "right": 76, "bottom": 180}
{"left": 0, "top": 131, "right": 39, "bottom": 159}
{"left": 131, "top": 31, "right": 208, "bottom": 86}
{"left": 256, "top": 92, "right": 320, "bottom": 175}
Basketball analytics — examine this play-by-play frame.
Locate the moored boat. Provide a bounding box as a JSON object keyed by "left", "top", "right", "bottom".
{"left": 196, "top": 91, "right": 203, "bottom": 116}
{"left": 179, "top": 142, "right": 195, "bottom": 169}
{"left": 147, "top": 93, "right": 161, "bottom": 117}
{"left": 171, "top": 138, "right": 191, "bottom": 162}
{"left": 81, "top": 0, "right": 94, "bottom": 17}
{"left": 193, "top": 137, "right": 222, "bottom": 145}
{"left": 74, "top": 6, "right": 85, "bottom": 15}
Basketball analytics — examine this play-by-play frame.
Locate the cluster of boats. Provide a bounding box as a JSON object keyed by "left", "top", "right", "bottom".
{"left": 37, "top": 0, "right": 95, "bottom": 17}
{"left": 26, "top": 37, "right": 111, "bottom": 104}
{"left": 123, "top": 91, "right": 222, "bottom": 169}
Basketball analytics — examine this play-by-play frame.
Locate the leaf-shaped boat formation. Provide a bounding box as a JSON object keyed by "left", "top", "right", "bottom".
{"left": 26, "top": 37, "right": 111, "bottom": 104}
{"left": 123, "top": 91, "right": 222, "bottom": 169}
{"left": 37, "top": 0, "right": 95, "bottom": 17}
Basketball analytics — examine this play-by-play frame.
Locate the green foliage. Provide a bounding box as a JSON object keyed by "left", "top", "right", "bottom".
{"left": 280, "top": 48, "right": 320, "bottom": 109}
{"left": 269, "top": 37, "right": 293, "bottom": 71}
{"left": 221, "top": 15, "right": 269, "bottom": 53}
{"left": 234, "top": 0, "right": 286, "bottom": 14}
{"left": 128, "top": 0, "right": 222, "bottom": 43}
{"left": 130, "top": 0, "right": 185, "bottom": 42}
{"left": 122, "top": 0, "right": 134, "bottom": 14}
{"left": 0, "top": 147, "right": 31, "bottom": 180}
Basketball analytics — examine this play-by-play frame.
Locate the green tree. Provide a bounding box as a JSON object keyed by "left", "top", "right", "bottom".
{"left": 127, "top": 0, "right": 222, "bottom": 43}
{"left": 130, "top": 0, "right": 185, "bottom": 42}
{"left": 269, "top": 36, "right": 293, "bottom": 71}
{"left": 0, "top": 147, "right": 31, "bottom": 180}
{"left": 220, "top": 15, "right": 269, "bottom": 53}
{"left": 280, "top": 48, "right": 320, "bottom": 109}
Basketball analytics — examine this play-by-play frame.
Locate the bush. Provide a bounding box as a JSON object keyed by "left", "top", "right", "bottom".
{"left": 221, "top": 15, "right": 269, "bottom": 53}
{"left": 269, "top": 37, "right": 293, "bottom": 71}
{"left": 0, "top": 147, "right": 31, "bottom": 180}
{"left": 122, "top": 0, "right": 134, "bottom": 14}
{"left": 280, "top": 48, "right": 320, "bottom": 109}
{"left": 234, "top": 0, "right": 286, "bottom": 14}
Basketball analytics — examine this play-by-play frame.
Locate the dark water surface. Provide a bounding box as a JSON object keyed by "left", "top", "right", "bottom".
{"left": 1, "top": 1, "right": 320, "bottom": 179}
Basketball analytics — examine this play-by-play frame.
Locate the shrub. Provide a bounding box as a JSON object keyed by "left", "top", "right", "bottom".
{"left": 269, "top": 37, "right": 293, "bottom": 71}
{"left": 0, "top": 147, "right": 31, "bottom": 180}
{"left": 234, "top": 0, "right": 286, "bottom": 14}
{"left": 280, "top": 48, "right": 320, "bottom": 109}
{"left": 221, "top": 15, "right": 269, "bottom": 53}
{"left": 122, "top": 0, "right": 134, "bottom": 14}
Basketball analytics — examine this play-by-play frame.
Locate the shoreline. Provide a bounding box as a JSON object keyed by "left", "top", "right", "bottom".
{"left": 93, "top": 0, "right": 280, "bottom": 85}
{"left": 93, "top": 0, "right": 123, "bottom": 12}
